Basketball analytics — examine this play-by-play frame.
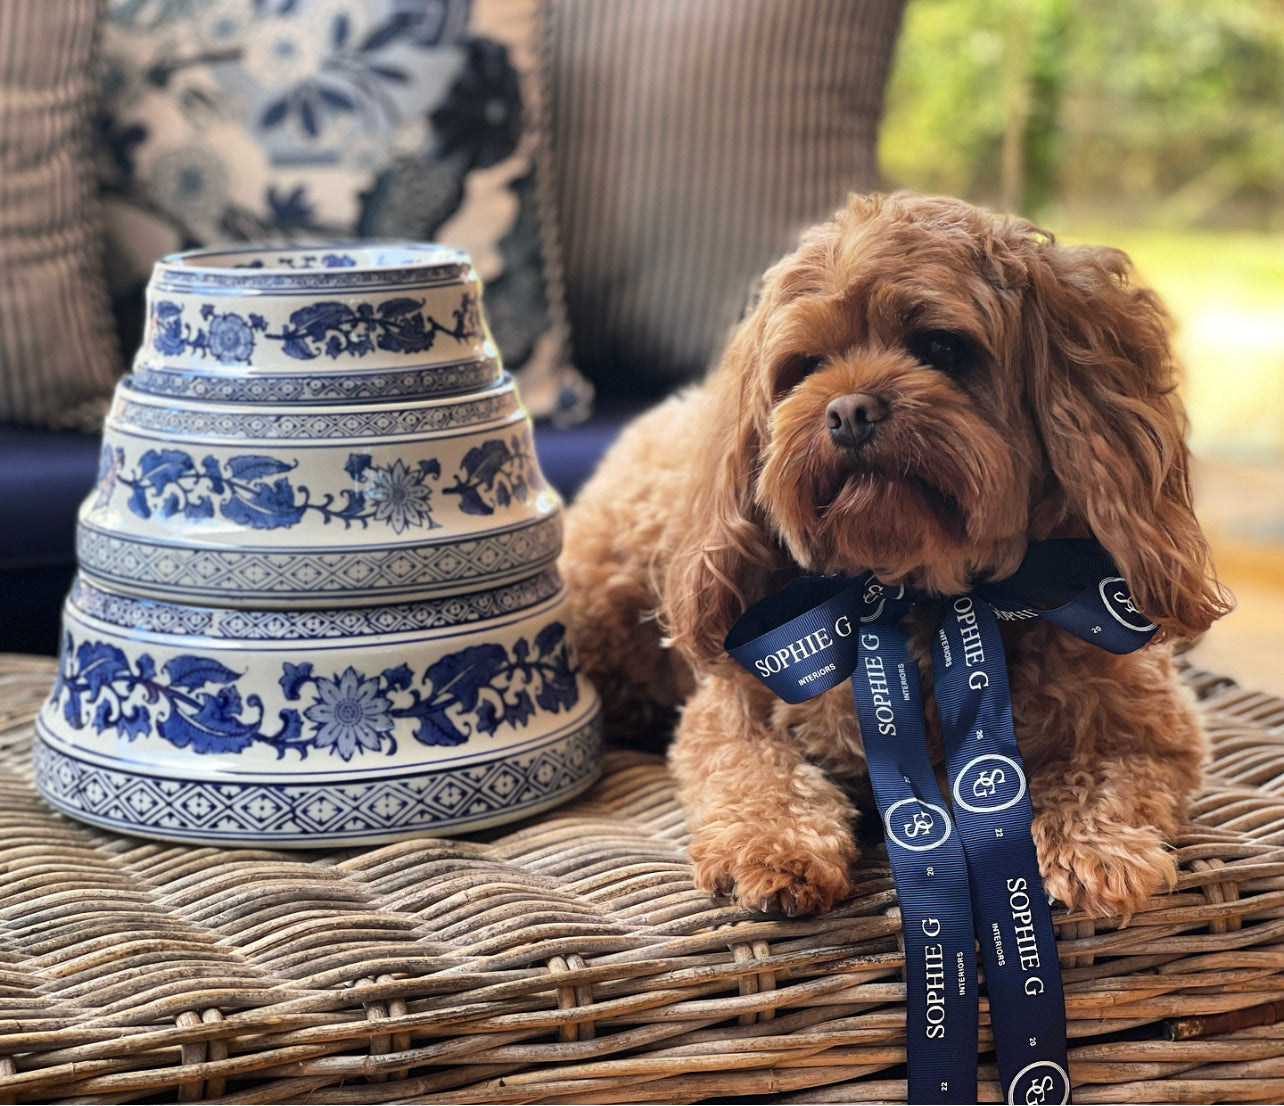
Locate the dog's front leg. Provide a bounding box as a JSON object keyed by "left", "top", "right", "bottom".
{"left": 669, "top": 674, "right": 859, "bottom": 915}
{"left": 1017, "top": 643, "right": 1204, "bottom": 923}
{"left": 1030, "top": 755, "right": 1184, "bottom": 923}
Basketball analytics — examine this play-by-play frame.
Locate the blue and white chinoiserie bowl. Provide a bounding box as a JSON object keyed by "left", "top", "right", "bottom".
{"left": 80, "top": 375, "right": 562, "bottom": 607}
{"left": 135, "top": 244, "right": 498, "bottom": 380}
{"left": 34, "top": 241, "right": 603, "bottom": 846}
{"left": 34, "top": 573, "right": 602, "bottom": 847}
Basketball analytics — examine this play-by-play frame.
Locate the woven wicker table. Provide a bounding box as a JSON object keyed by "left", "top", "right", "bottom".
{"left": 4, "top": 654, "right": 1284, "bottom": 1104}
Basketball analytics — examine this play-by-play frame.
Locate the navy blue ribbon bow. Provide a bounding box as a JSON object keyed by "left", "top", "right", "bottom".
{"left": 725, "top": 539, "right": 1158, "bottom": 1105}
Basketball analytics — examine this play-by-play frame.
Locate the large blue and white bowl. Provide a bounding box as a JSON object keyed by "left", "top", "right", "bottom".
{"left": 35, "top": 242, "right": 603, "bottom": 846}
{"left": 35, "top": 573, "right": 602, "bottom": 846}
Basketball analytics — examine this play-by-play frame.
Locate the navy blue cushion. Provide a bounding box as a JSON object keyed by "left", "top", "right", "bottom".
{"left": 0, "top": 426, "right": 100, "bottom": 655}
{"left": 0, "top": 426, "right": 100, "bottom": 571}
{"left": 531, "top": 400, "right": 643, "bottom": 503}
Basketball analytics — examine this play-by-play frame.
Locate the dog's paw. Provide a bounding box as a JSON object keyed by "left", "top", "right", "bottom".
{"left": 1033, "top": 813, "right": 1177, "bottom": 924}
{"left": 688, "top": 819, "right": 857, "bottom": 916}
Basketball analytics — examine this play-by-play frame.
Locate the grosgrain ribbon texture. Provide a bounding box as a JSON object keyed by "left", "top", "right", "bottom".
{"left": 723, "top": 539, "right": 1157, "bottom": 1105}
{"left": 854, "top": 580, "right": 979, "bottom": 1102}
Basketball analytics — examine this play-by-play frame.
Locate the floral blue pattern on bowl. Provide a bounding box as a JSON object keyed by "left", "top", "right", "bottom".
{"left": 101, "top": 437, "right": 537, "bottom": 533}
{"left": 137, "top": 245, "right": 493, "bottom": 375}
{"left": 38, "top": 572, "right": 601, "bottom": 844}
{"left": 36, "top": 240, "right": 602, "bottom": 846}
{"left": 45, "top": 576, "right": 596, "bottom": 769}
{"left": 150, "top": 292, "right": 481, "bottom": 364}
{"left": 83, "top": 373, "right": 559, "bottom": 606}
{"left": 113, "top": 449, "right": 444, "bottom": 532}
{"left": 52, "top": 616, "right": 580, "bottom": 761}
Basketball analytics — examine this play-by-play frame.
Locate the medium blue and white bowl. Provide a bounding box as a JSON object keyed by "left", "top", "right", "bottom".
{"left": 80, "top": 375, "right": 561, "bottom": 606}
{"left": 35, "top": 242, "right": 603, "bottom": 846}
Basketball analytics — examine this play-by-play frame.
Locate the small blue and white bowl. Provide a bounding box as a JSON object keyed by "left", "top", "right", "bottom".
{"left": 136, "top": 244, "right": 496, "bottom": 379}
{"left": 35, "top": 573, "right": 602, "bottom": 846}
{"left": 35, "top": 242, "right": 603, "bottom": 846}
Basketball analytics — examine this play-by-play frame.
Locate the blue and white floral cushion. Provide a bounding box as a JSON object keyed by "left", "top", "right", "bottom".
{"left": 98, "top": 0, "right": 589, "bottom": 419}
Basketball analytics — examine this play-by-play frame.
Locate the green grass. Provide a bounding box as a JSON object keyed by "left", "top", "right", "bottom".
{"left": 1063, "top": 227, "right": 1284, "bottom": 310}
{"left": 1061, "top": 226, "right": 1284, "bottom": 459}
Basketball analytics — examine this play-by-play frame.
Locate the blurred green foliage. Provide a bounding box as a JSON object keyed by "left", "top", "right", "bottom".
{"left": 880, "top": 0, "right": 1284, "bottom": 228}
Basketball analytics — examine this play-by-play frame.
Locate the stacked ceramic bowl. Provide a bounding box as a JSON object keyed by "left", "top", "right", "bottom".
{"left": 35, "top": 244, "right": 602, "bottom": 847}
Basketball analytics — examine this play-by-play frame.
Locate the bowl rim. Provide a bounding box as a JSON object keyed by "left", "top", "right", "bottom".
{"left": 157, "top": 241, "right": 472, "bottom": 277}
{"left": 66, "top": 569, "right": 569, "bottom": 642}
{"left": 73, "top": 510, "right": 564, "bottom": 605}
{"left": 111, "top": 371, "right": 520, "bottom": 419}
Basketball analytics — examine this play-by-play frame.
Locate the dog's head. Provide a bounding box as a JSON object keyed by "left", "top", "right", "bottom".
{"left": 666, "top": 193, "right": 1231, "bottom": 670}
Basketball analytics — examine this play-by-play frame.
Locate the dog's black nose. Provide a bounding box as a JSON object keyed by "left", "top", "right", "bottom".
{"left": 826, "top": 393, "right": 888, "bottom": 449}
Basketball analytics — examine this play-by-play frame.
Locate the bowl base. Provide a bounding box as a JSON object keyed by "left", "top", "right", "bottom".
{"left": 33, "top": 712, "right": 602, "bottom": 848}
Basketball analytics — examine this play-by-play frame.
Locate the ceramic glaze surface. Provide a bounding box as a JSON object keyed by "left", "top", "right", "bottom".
{"left": 75, "top": 514, "right": 564, "bottom": 607}
{"left": 84, "top": 378, "right": 559, "bottom": 601}
{"left": 128, "top": 355, "right": 503, "bottom": 405}
{"left": 138, "top": 245, "right": 492, "bottom": 376}
{"left": 43, "top": 579, "right": 594, "bottom": 775}
{"left": 36, "top": 243, "right": 602, "bottom": 845}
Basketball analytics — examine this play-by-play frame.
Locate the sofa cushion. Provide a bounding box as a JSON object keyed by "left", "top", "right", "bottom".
{"left": 542, "top": 0, "right": 906, "bottom": 398}
{"left": 0, "top": 427, "right": 100, "bottom": 572}
{"left": 0, "top": 0, "right": 122, "bottom": 428}
{"left": 531, "top": 399, "right": 646, "bottom": 503}
{"left": 97, "top": 0, "right": 589, "bottom": 421}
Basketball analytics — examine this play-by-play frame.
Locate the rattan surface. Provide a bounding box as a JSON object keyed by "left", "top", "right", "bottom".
{"left": 3, "top": 654, "right": 1284, "bottom": 1104}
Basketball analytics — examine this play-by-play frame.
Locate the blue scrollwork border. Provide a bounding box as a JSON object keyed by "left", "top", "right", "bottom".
{"left": 128, "top": 357, "right": 501, "bottom": 405}
{"left": 69, "top": 570, "right": 563, "bottom": 641}
{"left": 34, "top": 712, "right": 602, "bottom": 844}
{"left": 75, "top": 513, "right": 562, "bottom": 601}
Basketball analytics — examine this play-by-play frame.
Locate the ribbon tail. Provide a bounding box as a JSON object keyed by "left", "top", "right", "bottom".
{"left": 932, "top": 596, "right": 1072, "bottom": 1105}
{"left": 851, "top": 602, "right": 979, "bottom": 1105}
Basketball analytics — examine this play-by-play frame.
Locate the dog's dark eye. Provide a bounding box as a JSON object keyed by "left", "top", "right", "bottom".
{"left": 776, "top": 354, "right": 825, "bottom": 396}
{"left": 909, "top": 331, "right": 974, "bottom": 374}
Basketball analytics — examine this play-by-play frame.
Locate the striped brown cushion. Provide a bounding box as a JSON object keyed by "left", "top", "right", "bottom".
{"left": 0, "top": 0, "right": 120, "bottom": 428}
{"left": 541, "top": 0, "right": 907, "bottom": 396}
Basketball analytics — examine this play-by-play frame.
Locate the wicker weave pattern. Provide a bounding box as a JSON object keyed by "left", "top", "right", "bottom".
{"left": 3, "top": 655, "right": 1284, "bottom": 1103}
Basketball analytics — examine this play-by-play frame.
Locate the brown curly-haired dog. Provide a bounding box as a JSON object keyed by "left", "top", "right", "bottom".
{"left": 561, "top": 193, "right": 1232, "bottom": 921}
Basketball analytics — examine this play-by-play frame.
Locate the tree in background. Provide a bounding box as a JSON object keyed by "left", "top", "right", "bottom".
{"left": 881, "top": 0, "right": 1284, "bottom": 228}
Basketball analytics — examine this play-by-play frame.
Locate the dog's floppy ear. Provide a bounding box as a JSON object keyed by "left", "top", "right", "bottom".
{"left": 662, "top": 302, "right": 783, "bottom": 673}
{"left": 1019, "top": 241, "right": 1232, "bottom": 640}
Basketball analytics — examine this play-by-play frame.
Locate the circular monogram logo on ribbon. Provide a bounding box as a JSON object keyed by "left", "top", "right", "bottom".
{"left": 883, "top": 797, "right": 953, "bottom": 852}
{"left": 861, "top": 581, "right": 905, "bottom": 623}
{"left": 952, "top": 753, "right": 1028, "bottom": 815}
{"left": 1098, "top": 576, "right": 1157, "bottom": 632}
{"left": 1008, "top": 1060, "right": 1070, "bottom": 1105}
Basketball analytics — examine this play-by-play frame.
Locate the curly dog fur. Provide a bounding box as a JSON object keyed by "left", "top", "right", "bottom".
{"left": 561, "top": 193, "right": 1232, "bottom": 921}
